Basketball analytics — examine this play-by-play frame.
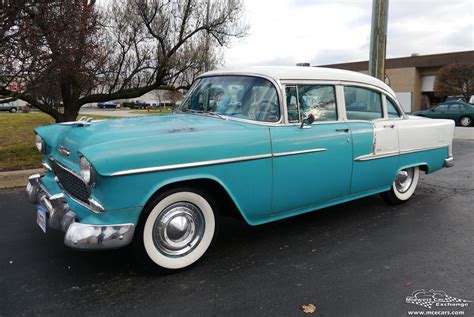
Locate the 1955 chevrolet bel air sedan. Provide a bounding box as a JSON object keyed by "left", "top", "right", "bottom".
{"left": 26, "top": 66, "right": 455, "bottom": 270}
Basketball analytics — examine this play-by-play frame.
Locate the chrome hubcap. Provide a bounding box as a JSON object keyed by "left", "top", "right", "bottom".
{"left": 152, "top": 202, "right": 205, "bottom": 257}
{"left": 461, "top": 117, "right": 471, "bottom": 126}
{"left": 395, "top": 168, "right": 414, "bottom": 193}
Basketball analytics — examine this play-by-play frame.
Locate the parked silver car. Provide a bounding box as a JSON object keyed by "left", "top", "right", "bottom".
{"left": 0, "top": 101, "right": 19, "bottom": 113}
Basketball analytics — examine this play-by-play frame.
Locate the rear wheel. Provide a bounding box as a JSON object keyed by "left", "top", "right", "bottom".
{"left": 381, "top": 166, "right": 420, "bottom": 205}
{"left": 134, "top": 188, "right": 217, "bottom": 271}
{"left": 459, "top": 116, "right": 471, "bottom": 127}
{"left": 9, "top": 107, "right": 17, "bottom": 113}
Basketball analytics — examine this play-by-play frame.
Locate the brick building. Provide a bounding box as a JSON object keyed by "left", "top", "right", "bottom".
{"left": 319, "top": 50, "right": 474, "bottom": 112}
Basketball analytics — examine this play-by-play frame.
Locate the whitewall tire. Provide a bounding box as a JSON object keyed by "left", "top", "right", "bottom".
{"left": 136, "top": 189, "right": 216, "bottom": 270}
{"left": 381, "top": 166, "right": 420, "bottom": 205}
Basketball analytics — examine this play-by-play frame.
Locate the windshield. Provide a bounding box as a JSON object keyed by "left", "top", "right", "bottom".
{"left": 179, "top": 76, "right": 280, "bottom": 122}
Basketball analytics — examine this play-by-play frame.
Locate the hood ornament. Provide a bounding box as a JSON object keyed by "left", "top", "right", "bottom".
{"left": 59, "top": 117, "right": 93, "bottom": 127}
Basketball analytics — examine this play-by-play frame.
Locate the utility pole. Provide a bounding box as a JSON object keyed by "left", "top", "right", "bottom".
{"left": 204, "top": 0, "right": 211, "bottom": 72}
{"left": 369, "top": 0, "right": 389, "bottom": 81}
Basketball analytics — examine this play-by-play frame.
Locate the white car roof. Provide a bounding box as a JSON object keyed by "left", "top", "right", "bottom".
{"left": 201, "top": 66, "right": 396, "bottom": 98}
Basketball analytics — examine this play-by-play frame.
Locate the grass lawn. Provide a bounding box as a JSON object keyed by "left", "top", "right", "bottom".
{"left": 0, "top": 112, "right": 117, "bottom": 172}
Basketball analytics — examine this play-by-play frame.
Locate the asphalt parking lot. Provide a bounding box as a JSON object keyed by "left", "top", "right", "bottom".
{"left": 1, "top": 140, "right": 473, "bottom": 316}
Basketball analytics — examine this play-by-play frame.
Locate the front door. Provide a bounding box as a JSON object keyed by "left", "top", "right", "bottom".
{"left": 270, "top": 84, "right": 353, "bottom": 215}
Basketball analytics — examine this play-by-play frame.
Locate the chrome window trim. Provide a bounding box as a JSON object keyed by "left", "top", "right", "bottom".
{"left": 282, "top": 83, "right": 339, "bottom": 124}
{"left": 111, "top": 147, "right": 328, "bottom": 176}
{"left": 280, "top": 79, "right": 397, "bottom": 100}
{"left": 354, "top": 144, "right": 449, "bottom": 161}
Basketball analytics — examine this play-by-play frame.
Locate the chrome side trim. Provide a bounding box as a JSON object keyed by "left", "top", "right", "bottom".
{"left": 272, "top": 148, "right": 326, "bottom": 157}
{"left": 354, "top": 144, "right": 450, "bottom": 162}
{"left": 111, "top": 153, "right": 273, "bottom": 176}
{"left": 112, "top": 148, "right": 328, "bottom": 176}
{"left": 399, "top": 144, "right": 450, "bottom": 155}
{"left": 354, "top": 151, "right": 399, "bottom": 161}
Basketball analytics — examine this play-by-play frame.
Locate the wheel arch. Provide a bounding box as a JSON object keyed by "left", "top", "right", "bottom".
{"left": 141, "top": 176, "right": 250, "bottom": 225}
{"left": 397, "top": 163, "right": 429, "bottom": 176}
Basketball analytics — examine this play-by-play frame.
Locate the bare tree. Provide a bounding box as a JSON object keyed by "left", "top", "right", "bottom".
{"left": 0, "top": 0, "right": 247, "bottom": 122}
{"left": 434, "top": 64, "right": 474, "bottom": 102}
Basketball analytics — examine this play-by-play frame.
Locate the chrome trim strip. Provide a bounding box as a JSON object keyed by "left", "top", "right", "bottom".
{"left": 49, "top": 156, "right": 104, "bottom": 213}
{"left": 55, "top": 177, "right": 105, "bottom": 213}
{"left": 354, "top": 151, "right": 399, "bottom": 161}
{"left": 273, "top": 148, "right": 326, "bottom": 157}
{"left": 49, "top": 156, "right": 83, "bottom": 179}
{"left": 42, "top": 162, "right": 52, "bottom": 172}
{"left": 399, "top": 144, "right": 450, "bottom": 155}
{"left": 354, "top": 144, "right": 450, "bottom": 161}
{"left": 111, "top": 153, "right": 273, "bottom": 176}
{"left": 112, "top": 148, "right": 328, "bottom": 176}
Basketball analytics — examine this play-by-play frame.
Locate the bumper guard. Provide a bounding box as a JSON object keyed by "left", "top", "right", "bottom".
{"left": 26, "top": 174, "right": 134, "bottom": 250}
{"left": 444, "top": 156, "right": 455, "bottom": 168}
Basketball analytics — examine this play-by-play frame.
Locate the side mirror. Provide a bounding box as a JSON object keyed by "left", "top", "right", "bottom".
{"left": 430, "top": 108, "right": 435, "bottom": 111}
{"left": 300, "top": 113, "right": 315, "bottom": 129}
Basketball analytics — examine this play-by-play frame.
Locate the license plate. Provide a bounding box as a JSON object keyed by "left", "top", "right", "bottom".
{"left": 36, "top": 205, "right": 48, "bottom": 233}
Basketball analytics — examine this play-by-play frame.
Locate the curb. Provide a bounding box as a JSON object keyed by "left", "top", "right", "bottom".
{"left": 0, "top": 168, "right": 44, "bottom": 189}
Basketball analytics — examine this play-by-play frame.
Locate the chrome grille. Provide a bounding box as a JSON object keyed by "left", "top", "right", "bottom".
{"left": 50, "top": 158, "right": 90, "bottom": 203}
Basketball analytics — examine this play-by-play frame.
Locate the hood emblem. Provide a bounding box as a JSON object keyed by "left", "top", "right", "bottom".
{"left": 58, "top": 145, "right": 70, "bottom": 156}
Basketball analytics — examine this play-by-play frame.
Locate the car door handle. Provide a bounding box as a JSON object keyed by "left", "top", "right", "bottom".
{"left": 383, "top": 124, "right": 395, "bottom": 128}
{"left": 335, "top": 128, "right": 350, "bottom": 133}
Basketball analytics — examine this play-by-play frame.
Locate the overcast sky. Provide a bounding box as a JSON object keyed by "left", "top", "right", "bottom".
{"left": 222, "top": 0, "right": 474, "bottom": 67}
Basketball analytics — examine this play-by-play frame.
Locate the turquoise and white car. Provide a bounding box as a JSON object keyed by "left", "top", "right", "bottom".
{"left": 26, "top": 67, "right": 455, "bottom": 270}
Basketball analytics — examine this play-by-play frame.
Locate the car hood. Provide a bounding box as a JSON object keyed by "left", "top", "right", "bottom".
{"left": 36, "top": 114, "right": 271, "bottom": 176}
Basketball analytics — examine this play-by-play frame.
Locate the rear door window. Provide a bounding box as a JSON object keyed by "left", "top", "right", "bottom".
{"left": 344, "top": 86, "right": 383, "bottom": 121}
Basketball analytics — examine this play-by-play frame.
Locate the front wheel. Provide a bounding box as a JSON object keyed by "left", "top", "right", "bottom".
{"left": 10, "top": 107, "right": 17, "bottom": 113}
{"left": 459, "top": 116, "right": 471, "bottom": 127}
{"left": 135, "top": 188, "right": 217, "bottom": 270}
{"left": 381, "top": 166, "right": 420, "bottom": 205}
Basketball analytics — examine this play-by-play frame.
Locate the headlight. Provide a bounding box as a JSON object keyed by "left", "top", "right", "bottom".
{"left": 80, "top": 156, "right": 96, "bottom": 185}
{"left": 35, "top": 134, "right": 45, "bottom": 153}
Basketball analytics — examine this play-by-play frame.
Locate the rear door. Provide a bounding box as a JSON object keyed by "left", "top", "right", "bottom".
{"left": 344, "top": 86, "right": 400, "bottom": 194}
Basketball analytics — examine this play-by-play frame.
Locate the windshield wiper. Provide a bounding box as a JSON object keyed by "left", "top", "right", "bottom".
{"left": 207, "top": 112, "right": 226, "bottom": 120}
{"left": 180, "top": 109, "right": 226, "bottom": 120}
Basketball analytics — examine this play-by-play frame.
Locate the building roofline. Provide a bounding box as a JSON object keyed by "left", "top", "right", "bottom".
{"left": 319, "top": 50, "right": 474, "bottom": 71}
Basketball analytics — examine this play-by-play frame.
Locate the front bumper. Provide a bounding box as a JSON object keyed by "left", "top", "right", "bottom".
{"left": 444, "top": 156, "right": 455, "bottom": 168}
{"left": 26, "top": 174, "right": 135, "bottom": 250}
